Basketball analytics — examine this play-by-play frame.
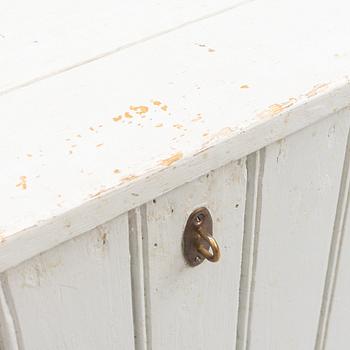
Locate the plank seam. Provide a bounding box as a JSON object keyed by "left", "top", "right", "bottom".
{"left": 236, "top": 148, "right": 265, "bottom": 350}
{"left": 128, "top": 208, "right": 148, "bottom": 350}
{"left": 0, "top": 0, "right": 255, "bottom": 98}
{"left": 315, "top": 127, "right": 350, "bottom": 350}
{"left": 140, "top": 204, "right": 153, "bottom": 350}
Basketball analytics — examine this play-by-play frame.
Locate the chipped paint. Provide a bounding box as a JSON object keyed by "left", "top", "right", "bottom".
{"left": 155, "top": 123, "right": 164, "bottom": 128}
{"left": 124, "top": 112, "right": 133, "bottom": 119}
{"left": 160, "top": 152, "right": 183, "bottom": 166}
{"left": 151, "top": 100, "right": 162, "bottom": 106}
{"left": 259, "top": 98, "right": 297, "bottom": 119}
{"left": 130, "top": 105, "right": 149, "bottom": 115}
{"left": 16, "top": 176, "right": 27, "bottom": 190}
{"left": 96, "top": 143, "right": 104, "bottom": 148}
{"left": 121, "top": 175, "right": 139, "bottom": 183}
{"left": 240, "top": 84, "right": 249, "bottom": 89}
{"left": 89, "top": 187, "right": 110, "bottom": 198}
{"left": 113, "top": 169, "right": 121, "bottom": 174}
{"left": 257, "top": 82, "right": 330, "bottom": 120}
{"left": 192, "top": 115, "right": 202, "bottom": 122}
{"left": 113, "top": 115, "right": 122, "bottom": 122}
{"left": 173, "top": 123, "right": 184, "bottom": 129}
{"left": 202, "top": 127, "right": 236, "bottom": 146}
{"left": 305, "top": 83, "right": 329, "bottom": 98}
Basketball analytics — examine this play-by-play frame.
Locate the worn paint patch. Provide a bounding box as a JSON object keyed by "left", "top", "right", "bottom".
{"left": 121, "top": 175, "right": 139, "bottom": 183}
{"left": 149, "top": 100, "right": 168, "bottom": 112}
{"left": 192, "top": 114, "right": 202, "bottom": 122}
{"left": 90, "top": 187, "right": 111, "bottom": 198}
{"left": 124, "top": 112, "right": 133, "bottom": 119}
{"left": 155, "top": 123, "right": 164, "bottom": 128}
{"left": 130, "top": 105, "right": 149, "bottom": 115}
{"left": 96, "top": 143, "right": 104, "bottom": 148}
{"left": 173, "top": 123, "right": 184, "bottom": 129}
{"left": 258, "top": 98, "right": 297, "bottom": 119}
{"left": 202, "top": 127, "right": 236, "bottom": 147}
{"left": 151, "top": 100, "right": 162, "bottom": 106}
{"left": 16, "top": 176, "right": 27, "bottom": 190}
{"left": 240, "top": 84, "right": 249, "bottom": 89}
{"left": 160, "top": 152, "right": 183, "bottom": 166}
{"left": 113, "top": 115, "right": 122, "bottom": 122}
{"left": 305, "top": 83, "right": 329, "bottom": 98}
{"left": 113, "top": 169, "right": 121, "bottom": 174}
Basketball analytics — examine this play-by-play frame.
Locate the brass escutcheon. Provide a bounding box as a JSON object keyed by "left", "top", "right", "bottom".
{"left": 182, "top": 207, "right": 220, "bottom": 267}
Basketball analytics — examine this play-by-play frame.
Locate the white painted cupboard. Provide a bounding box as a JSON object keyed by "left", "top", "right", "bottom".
{"left": 1, "top": 0, "right": 350, "bottom": 349}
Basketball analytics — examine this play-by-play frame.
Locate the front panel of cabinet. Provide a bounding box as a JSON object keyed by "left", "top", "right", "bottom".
{"left": 0, "top": 111, "right": 350, "bottom": 350}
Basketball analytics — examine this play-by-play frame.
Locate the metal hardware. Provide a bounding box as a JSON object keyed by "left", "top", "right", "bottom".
{"left": 182, "top": 207, "right": 220, "bottom": 266}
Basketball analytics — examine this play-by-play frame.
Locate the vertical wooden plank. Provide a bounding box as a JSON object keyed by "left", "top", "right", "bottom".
{"left": 3, "top": 214, "right": 135, "bottom": 350}
{"left": 144, "top": 159, "right": 247, "bottom": 349}
{"left": 236, "top": 150, "right": 265, "bottom": 350}
{"left": 319, "top": 129, "right": 350, "bottom": 350}
{"left": 247, "top": 110, "right": 350, "bottom": 350}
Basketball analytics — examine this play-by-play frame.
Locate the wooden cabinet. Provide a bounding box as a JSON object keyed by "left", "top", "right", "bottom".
{"left": 1, "top": 0, "right": 350, "bottom": 349}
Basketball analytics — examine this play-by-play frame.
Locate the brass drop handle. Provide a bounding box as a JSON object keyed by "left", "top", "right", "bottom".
{"left": 183, "top": 207, "right": 221, "bottom": 266}
{"left": 195, "top": 226, "right": 220, "bottom": 262}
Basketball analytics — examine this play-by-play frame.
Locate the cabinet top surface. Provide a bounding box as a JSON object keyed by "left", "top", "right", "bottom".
{"left": 1, "top": 0, "right": 350, "bottom": 244}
